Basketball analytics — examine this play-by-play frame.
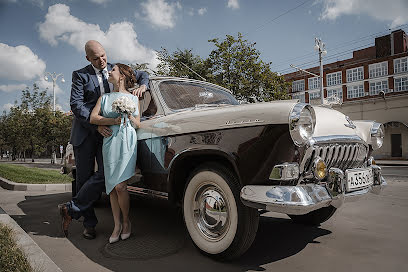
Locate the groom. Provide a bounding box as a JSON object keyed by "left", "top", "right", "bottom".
{"left": 59, "top": 40, "right": 149, "bottom": 239}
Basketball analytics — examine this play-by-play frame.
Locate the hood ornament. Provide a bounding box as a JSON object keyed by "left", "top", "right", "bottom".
{"left": 344, "top": 116, "right": 356, "bottom": 129}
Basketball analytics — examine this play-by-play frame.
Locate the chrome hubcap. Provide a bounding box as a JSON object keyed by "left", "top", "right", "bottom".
{"left": 193, "top": 183, "right": 230, "bottom": 241}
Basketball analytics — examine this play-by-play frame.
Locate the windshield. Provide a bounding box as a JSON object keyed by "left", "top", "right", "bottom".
{"left": 158, "top": 81, "right": 239, "bottom": 111}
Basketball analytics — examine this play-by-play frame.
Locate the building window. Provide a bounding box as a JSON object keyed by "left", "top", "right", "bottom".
{"left": 292, "top": 80, "right": 305, "bottom": 92}
{"left": 346, "top": 67, "right": 364, "bottom": 82}
{"left": 347, "top": 84, "right": 365, "bottom": 99}
{"left": 395, "top": 76, "right": 408, "bottom": 92}
{"left": 369, "top": 61, "right": 388, "bottom": 78}
{"left": 394, "top": 57, "right": 408, "bottom": 74}
{"left": 309, "top": 90, "right": 321, "bottom": 100}
{"left": 369, "top": 80, "right": 389, "bottom": 95}
{"left": 308, "top": 77, "right": 320, "bottom": 90}
{"left": 327, "top": 88, "right": 343, "bottom": 102}
{"left": 327, "top": 72, "right": 342, "bottom": 86}
{"left": 292, "top": 92, "right": 305, "bottom": 103}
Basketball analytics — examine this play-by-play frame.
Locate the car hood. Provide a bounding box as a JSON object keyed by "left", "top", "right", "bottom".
{"left": 148, "top": 100, "right": 297, "bottom": 137}
{"left": 144, "top": 101, "right": 371, "bottom": 144}
{"left": 312, "top": 106, "right": 371, "bottom": 143}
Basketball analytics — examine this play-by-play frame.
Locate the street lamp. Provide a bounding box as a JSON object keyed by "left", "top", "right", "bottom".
{"left": 314, "top": 38, "right": 327, "bottom": 105}
{"left": 44, "top": 72, "right": 65, "bottom": 115}
{"left": 44, "top": 72, "right": 64, "bottom": 164}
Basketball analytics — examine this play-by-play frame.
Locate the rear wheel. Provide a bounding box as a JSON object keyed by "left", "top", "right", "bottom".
{"left": 288, "top": 206, "right": 337, "bottom": 226}
{"left": 183, "top": 164, "right": 259, "bottom": 260}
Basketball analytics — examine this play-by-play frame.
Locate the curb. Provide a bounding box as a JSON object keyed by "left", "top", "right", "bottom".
{"left": 0, "top": 176, "right": 71, "bottom": 192}
{"left": 0, "top": 207, "right": 63, "bottom": 272}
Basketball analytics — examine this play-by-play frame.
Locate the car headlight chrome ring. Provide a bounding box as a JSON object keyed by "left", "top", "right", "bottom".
{"left": 289, "top": 103, "right": 316, "bottom": 147}
{"left": 370, "top": 122, "right": 384, "bottom": 150}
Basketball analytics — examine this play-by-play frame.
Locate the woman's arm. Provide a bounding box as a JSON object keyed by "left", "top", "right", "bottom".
{"left": 128, "top": 114, "right": 141, "bottom": 128}
{"left": 90, "top": 97, "right": 121, "bottom": 126}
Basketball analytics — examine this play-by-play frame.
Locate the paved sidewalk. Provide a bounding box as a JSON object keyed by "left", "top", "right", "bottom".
{"left": 376, "top": 160, "right": 408, "bottom": 166}
{"left": 0, "top": 205, "right": 62, "bottom": 272}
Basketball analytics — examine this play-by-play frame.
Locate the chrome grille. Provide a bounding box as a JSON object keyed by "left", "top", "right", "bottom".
{"left": 311, "top": 143, "right": 367, "bottom": 172}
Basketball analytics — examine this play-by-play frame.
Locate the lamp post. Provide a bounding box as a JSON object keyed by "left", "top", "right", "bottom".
{"left": 314, "top": 38, "right": 327, "bottom": 105}
{"left": 44, "top": 72, "right": 64, "bottom": 164}
{"left": 44, "top": 72, "right": 65, "bottom": 115}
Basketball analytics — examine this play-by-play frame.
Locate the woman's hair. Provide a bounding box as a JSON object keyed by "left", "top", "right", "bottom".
{"left": 116, "top": 63, "right": 137, "bottom": 91}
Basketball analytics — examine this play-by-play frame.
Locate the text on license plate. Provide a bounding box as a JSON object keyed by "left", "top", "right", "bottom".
{"left": 346, "top": 168, "right": 373, "bottom": 191}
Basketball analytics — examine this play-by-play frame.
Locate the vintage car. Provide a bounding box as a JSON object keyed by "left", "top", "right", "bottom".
{"left": 65, "top": 76, "right": 386, "bottom": 260}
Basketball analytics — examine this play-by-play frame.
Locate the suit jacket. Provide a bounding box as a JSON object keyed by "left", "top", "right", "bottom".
{"left": 69, "top": 63, "right": 150, "bottom": 147}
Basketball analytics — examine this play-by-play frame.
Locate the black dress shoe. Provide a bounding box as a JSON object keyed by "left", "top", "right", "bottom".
{"left": 83, "top": 227, "right": 96, "bottom": 239}
{"left": 58, "top": 203, "right": 72, "bottom": 237}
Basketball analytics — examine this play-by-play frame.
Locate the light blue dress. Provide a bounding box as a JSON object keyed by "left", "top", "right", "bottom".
{"left": 100, "top": 92, "right": 139, "bottom": 194}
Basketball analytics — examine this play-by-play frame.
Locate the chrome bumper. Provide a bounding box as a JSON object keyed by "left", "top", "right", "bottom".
{"left": 240, "top": 165, "right": 386, "bottom": 215}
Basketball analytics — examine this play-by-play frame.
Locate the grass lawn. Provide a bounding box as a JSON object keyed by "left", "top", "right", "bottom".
{"left": 0, "top": 164, "right": 72, "bottom": 184}
{"left": 0, "top": 223, "right": 33, "bottom": 272}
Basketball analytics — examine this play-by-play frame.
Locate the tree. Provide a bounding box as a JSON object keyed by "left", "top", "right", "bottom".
{"left": 208, "top": 33, "right": 289, "bottom": 102}
{"left": 156, "top": 48, "right": 211, "bottom": 81}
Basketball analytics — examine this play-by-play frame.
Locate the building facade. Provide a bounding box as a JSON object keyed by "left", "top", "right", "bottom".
{"left": 284, "top": 29, "right": 408, "bottom": 159}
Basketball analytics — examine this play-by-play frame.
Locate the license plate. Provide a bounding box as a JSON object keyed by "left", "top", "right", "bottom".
{"left": 346, "top": 168, "right": 373, "bottom": 191}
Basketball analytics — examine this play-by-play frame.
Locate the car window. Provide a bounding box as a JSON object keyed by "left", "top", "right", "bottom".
{"left": 158, "top": 81, "right": 239, "bottom": 111}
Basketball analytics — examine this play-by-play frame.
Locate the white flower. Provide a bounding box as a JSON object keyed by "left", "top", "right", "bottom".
{"left": 112, "top": 96, "right": 137, "bottom": 115}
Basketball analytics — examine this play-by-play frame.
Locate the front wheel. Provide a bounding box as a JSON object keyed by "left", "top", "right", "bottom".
{"left": 183, "top": 164, "right": 259, "bottom": 260}
{"left": 288, "top": 205, "right": 337, "bottom": 226}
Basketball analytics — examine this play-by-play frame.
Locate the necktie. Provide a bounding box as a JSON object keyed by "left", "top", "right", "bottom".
{"left": 100, "top": 70, "right": 110, "bottom": 94}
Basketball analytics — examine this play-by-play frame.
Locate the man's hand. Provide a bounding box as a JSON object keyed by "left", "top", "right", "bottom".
{"left": 97, "top": 125, "right": 112, "bottom": 137}
{"left": 132, "top": 85, "right": 147, "bottom": 97}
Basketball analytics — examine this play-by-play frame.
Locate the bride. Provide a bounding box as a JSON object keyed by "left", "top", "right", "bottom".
{"left": 90, "top": 63, "right": 141, "bottom": 243}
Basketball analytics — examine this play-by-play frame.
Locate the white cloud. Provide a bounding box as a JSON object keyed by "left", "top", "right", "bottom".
{"left": 227, "top": 0, "right": 239, "bottom": 9}
{"left": 198, "top": 7, "right": 207, "bottom": 16}
{"left": 38, "top": 4, "right": 159, "bottom": 69}
{"left": 2, "top": 103, "right": 14, "bottom": 112}
{"left": 0, "top": 43, "right": 46, "bottom": 81}
{"left": 187, "top": 8, "right": 195, "bottom": 16}
{"left": 89, "top": 0, "right": 110, "bottom": 4}
{"left": 319, "top": 0, "right": 408, "bottom": 28}
{"left": 0, "top": 84, "right": 27, "bottom": 93}
{"left": 139, "top": 0, "right": 182, "bottom": 29}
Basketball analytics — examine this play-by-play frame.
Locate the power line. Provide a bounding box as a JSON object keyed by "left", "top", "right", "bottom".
{"left": 243, "top": 0, "right": 313, "bottom": 37}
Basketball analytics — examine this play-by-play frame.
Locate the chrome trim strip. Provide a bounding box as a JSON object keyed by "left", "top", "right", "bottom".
{"left": 312, "top": 135, "right": 366, "bottom": 145}
{"left": 127, "top": 186, "right": 169, "bottom": 200}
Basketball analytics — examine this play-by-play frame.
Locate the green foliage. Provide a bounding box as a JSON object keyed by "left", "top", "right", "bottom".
{"left": 0, "top": 223, "right": 33, "bottom": 272}
{"left": 156, "top": 48, "right": 211, "bottom": 81}
{"left": 156, "top": 33, "right": 290, "bottom": 102}
{"left": 0, "top": 84, "right": 72, "bottom": 160}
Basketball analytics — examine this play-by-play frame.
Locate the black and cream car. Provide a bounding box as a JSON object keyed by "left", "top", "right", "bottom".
{"left": 87, "top": 76, "right": 387, "bottom": 260}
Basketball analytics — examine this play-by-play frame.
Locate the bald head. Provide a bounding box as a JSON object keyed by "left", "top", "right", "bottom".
{"left": 85, "top": 40, "right": 107, "bottom": 70}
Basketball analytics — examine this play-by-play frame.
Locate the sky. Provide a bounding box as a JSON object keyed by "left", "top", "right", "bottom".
{"left": 1, "top": 0, "right": 408, "bottom": 113}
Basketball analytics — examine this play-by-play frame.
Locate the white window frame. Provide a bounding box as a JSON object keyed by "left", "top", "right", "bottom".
{"left": 308, "top": 77, "right": 320, "bottom": 90}
{"left": 292, "top": 92, "right": 305, "bottom": 103}
{"left": 346, "top": 66, "right": 364, "bottom": 82}
{"left": 369, "top": 80, "right": 389, "bottom": 96}
{"left": 394, "top": 57, "right": 408, "bottom": 74}
{"left": 292, "top": 79, "right": 305, "bottom": 92}
{"left": 369, "top": 61, "right": 388, "bottom": 78}
{"left": 326, "top": 71, "right": 342, "bottom": 87}
{"left": 347, "top": 84, "right": 365, "bottom": 99}
{"left": 308, "top": 90, "right": 321, "bottom": 100}
{"left": 327, "top": 88, "right": 343, "bottom": 102}
{"left": 394, "top": 76, "right": 408, "bottom": 92}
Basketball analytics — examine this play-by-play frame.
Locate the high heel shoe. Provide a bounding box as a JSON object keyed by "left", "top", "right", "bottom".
{"left": 109, "top": 224, "right": 122, "bottom": 244}
{"left": 121, "top": 222, "right": 131, "bottom": 241}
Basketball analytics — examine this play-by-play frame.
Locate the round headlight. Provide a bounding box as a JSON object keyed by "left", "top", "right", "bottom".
{"left": 289, "top": 103, "right": 316, "bottom": 146}
{"left": 370, "top": 123, "right": 384, "bottom": 150}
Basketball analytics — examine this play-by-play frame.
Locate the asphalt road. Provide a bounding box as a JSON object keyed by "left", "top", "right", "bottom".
{"left": 0, "top": 168, "right": 407, "bottom": 272}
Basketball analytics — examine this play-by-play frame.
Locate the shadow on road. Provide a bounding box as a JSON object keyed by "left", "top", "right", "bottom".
{"left": 13, "top": 192, "right": 332, "bottom": 271}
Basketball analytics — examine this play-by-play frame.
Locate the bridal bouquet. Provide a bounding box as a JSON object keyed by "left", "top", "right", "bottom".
{"left": 111, "top": 96, "right": 137, "bottom": 149}
{"left": 111, "top": 96, "right": 137, "bottom": 116}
